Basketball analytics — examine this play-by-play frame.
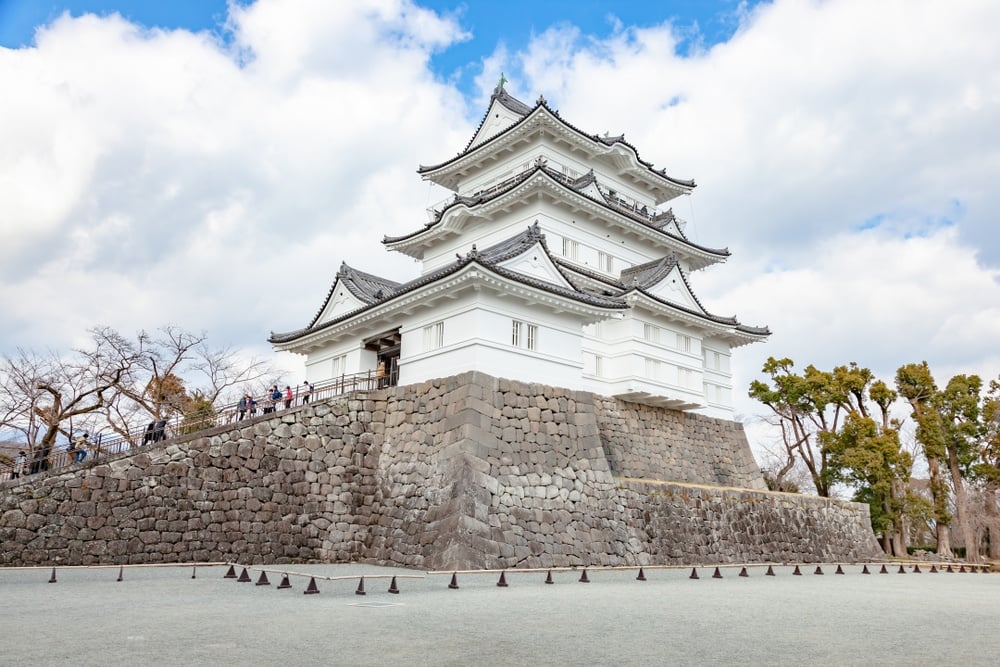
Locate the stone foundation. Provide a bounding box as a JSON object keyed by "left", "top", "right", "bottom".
{"left": 0, "top": 372, "right": 881, "bottom": 567}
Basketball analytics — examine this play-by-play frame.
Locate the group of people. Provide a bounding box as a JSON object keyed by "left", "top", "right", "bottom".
{"left": 141, "top": 420, "right": 169, "bottom": 446}
{"left": 5, "top": 380, "right": 320, "bottom": 480}
{"left": 10, "top": 431, "right": 93, "bottom": 479}
{"left": 236, "top": 381, "right": 313, "bottom": 421}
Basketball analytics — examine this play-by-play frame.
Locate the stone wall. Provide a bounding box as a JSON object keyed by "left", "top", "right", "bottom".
{"left": 594, "top": 398, "right": 766, "bottom": 489}
{"left": 0, "top": 372, "right": 882, "bottom": 568}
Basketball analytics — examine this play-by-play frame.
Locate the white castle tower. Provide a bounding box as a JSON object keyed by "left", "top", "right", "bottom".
{"left": 270, "top": 81, "right": 769, "bottom": 418}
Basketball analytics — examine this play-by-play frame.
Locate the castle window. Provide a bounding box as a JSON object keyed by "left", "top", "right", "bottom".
{"left": 643, "top": 323, "right": 660, "bottom": 343}
{"left": 644, "top": 357, "right": 661, "bottom": 380}
{"left": 678, "top": 367, "right": 693, "bottom": 387}
{"left": 676, "top": 334, "right": 692, "bottom": 353}
{"left": 512, "top": 320, "right": 538, "bottom": 351}
{"left": 331, "top": 354, "right": 347, "bottom": 376}
{"left": 562, "top": 238, "right": 579, "bottom": 260}
{"left": 423, "top": 321, "right": 444, "bottom": 351}
{"left": 598, "top": 251, "right": 613, "bottom": 273}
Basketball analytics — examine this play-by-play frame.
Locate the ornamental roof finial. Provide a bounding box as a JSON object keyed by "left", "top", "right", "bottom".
{"left": 498, "top": 72, "right": 508, "bottom": 89}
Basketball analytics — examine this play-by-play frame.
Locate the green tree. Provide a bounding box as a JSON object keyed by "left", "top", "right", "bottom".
{"left": 896, "top": 362, "right": 953, "bottom": 556}
{"left": 750, "top": 358, "right": 913, "bottom": 555}
{"left": 824, "top": 382, "right": 912, "bottom": 557}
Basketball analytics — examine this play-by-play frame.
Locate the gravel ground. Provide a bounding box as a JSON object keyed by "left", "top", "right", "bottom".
{"left": 2, "top": 563, "right": 997, "bottom": 666}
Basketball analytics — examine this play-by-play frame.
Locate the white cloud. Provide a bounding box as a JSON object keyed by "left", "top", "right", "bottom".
{"left": 0, "top": 0, "right": 470, "bottom": 366}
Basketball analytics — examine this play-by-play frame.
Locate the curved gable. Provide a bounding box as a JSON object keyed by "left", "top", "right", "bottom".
{"left": 314, "top": 280, "right": 368, "bottom": 327}
{"left": 497, "top": 240, "right": 574, "bottom": 289}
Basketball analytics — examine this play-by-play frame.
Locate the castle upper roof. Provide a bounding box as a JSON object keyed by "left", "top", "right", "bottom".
{"left": 417, "top": 85, "right": 694, "bottom": 201}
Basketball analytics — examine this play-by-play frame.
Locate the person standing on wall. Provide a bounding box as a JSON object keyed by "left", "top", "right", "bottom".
{"left": 302, "top": 381, "right": 312, "bottom": 405}
{"left": 284, "top": 386, "right": 293, "bottom": 410}
{"left": 73, "top": 432, "right": 88, "bottom": 463}
{"left": 12, "top": 451, "right": 27, "bottom": 479}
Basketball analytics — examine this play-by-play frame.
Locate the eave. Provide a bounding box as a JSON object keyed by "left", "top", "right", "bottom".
{"left": 272, "top": 262, "right": 627, "bottom": 354}
{"left": 385, "top": 168, "right": 726, "bottom": 269}
{"left": 625, "top": 291, "right": 771, "bottom": 347}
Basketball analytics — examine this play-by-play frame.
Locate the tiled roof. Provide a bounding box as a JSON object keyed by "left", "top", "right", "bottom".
{"left": 303, "top": 263, "right": 403, "bottom": 331}
{"left": 270, "top": 226, "right": 627, "bottom": 345}
{"left": 628, "top": 287, "right": 772, "bottom": 337}
{"left": 385, "top": 163, "right": 729, "bottom": 259}
{"left": 418, "top": 91, "right": 695, "bottom": 190}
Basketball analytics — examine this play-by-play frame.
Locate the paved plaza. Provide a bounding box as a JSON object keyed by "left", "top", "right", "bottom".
{"left": 2, "top": 563, "right": 998, "bottom": 666}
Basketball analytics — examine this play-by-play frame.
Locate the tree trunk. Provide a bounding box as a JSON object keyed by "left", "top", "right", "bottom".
{"left": 948, "top": 447, "right": 977, "bottom": 562}
{"left": 926, "top": 455, "right": 953, "bottom": 556}
{"left": 936, "top": 523, "right": 952, "bottom": 558}
{"left": 986, "top": 483, "right": 1000, "bottom": 561}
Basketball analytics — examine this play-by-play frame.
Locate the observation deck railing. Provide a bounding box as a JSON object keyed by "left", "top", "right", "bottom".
{"left": 0, "top": 368, "right": 398, "bottom": 484}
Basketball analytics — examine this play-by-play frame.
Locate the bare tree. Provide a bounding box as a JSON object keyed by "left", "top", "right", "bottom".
{"left": 0, "top": 327, "right": 141, "bottom": 468}
{"left": 104, "top": 326, "right": 276, "bottom": 441}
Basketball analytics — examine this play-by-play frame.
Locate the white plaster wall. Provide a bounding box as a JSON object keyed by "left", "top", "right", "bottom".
{"left": 396, "top": 290, "right": 585, "bottom": 388}
{"left": 420, "top": 199, "right": 664, "bottom": 276}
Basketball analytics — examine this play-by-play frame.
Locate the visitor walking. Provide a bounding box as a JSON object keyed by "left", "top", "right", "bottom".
{"left": 12, "top": 451, "right": 26, "bottom": 479}
{"left": 302, "top": 381, "right": 313, "bottom": 405}
{"left": 284, "top": 386, "right": 293, "bottom": 409}
{"left": 237, "top": 394, "right": 248, "bottom": 421}
{"left": 270, "top": 385, "right": 282, "bottom": 412}
{"left": 72, "top": 433, "right": 88, "bottom": 463}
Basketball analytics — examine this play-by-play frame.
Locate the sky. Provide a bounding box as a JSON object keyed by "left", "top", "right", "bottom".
{"left": 2, "top": 0, "right": 999, "bottom": 460}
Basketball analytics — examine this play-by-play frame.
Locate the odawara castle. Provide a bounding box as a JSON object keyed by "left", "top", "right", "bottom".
{"left": 270, "top": 81, "right": 770, "bottom": 420}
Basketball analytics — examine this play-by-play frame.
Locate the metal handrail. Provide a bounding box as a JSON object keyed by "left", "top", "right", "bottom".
{"left": 0, "top": 367, "right": 399, "bottom": 483}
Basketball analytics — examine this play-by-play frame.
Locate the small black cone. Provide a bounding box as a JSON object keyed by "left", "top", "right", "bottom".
{"left": 862, "top": 564, "right": 870, "bottom": 574}
{"left": 738, "top": 567, "right": 748, "bottom": 577}
{"left": 835, "top": 564, "right": 844, "bottom": 575}
{"left": 765, "top": 565, "right": 775, "bottom": 576}
{"left": 545, "top": 570, "right": 554, "bottom": 584}
{"left": 48, "top": 567, "right": 57, "bottom": 584}
{"left": 579, "top": 569, "right": 590, "bottom": 583}
{"left": 879, "top": 564, "right": 888, "bottom": 574}
{"left": 712, "top": 567, "right": 723, "bottom": 579}
{"left": 946, "top": 564, "right": 954, "bottom": 572}
{"left": 792, "top": 565, "right": 802, "bottom": 576}
{"left": 959, "top": 565, "right": 966, "bottom": 573}
{"left": 191, "top": 566, "right": 197, "bottom": 579}
{"left": 303, "top": 577, "right": 320, "bottom": 595}
{"left": 277, "top": 574, "right": 292, "bottom": 590}
{"left": 224, "top": 565, "right": 237, "bottom": 579}
{"left": 689, "top": 567, "right": 699, "bottom": 580}
{"left": 356, "top": 577, "right": 366, "bottom": 596}
{"left": 117, "top": 566, "right": 124, "bottom": 582}
{"left": 237, "top": 567, "right": 252, "bottom": 583}
{"left": 497, "top": 571, "right": 508, "bottom": 587}
{"left": 929, "top": 565, "right": 938, "bottom": 573}
{"left": 897, "top": 565, "right": 906, "bottom": 574}
{"left": 637, "top": 567, "right": 647, "bottom": 581}
{"left": 256, "top": 571, "right": 270, "bottom": 586}
{"left": 448, "top": 573, "right": 459, "bottom": 589}
{"left": 814, "top": 566, "right": 824, "bottom": 575}
{"left": 388, "top": 576, "right": 399, "bottom": 594}
{"left": 913, "top": 564, "right": 921, "bottom": 573}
